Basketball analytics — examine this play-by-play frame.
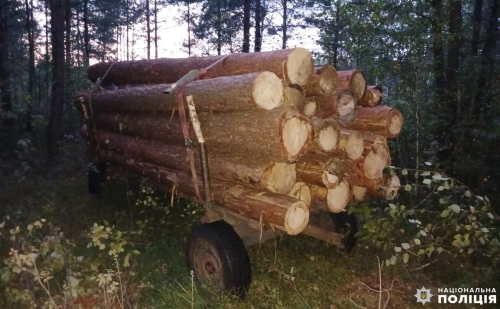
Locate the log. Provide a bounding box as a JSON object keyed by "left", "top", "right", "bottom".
{"left": 75, "top": 72, "right": 283, "bottom": 113}
{"left": 296, "top": 153, "right": 345, "bottom": 189}
{"left": 351, "top": 186, "right": 367, "bottom": 201}
{"left": 346, "top": 106, "right": 403, "bottom": 138}
{"left": 358, "top": 86, "right": 382, "bottom": 107}
{"left": 93, "top": 106, "right": 313, "bottom": 163}
{"left": 309, "top": 117, "right": 339, "bottom": 152}
{"left": 302, "top": 64, "right": 338, "bottom": 96}
{"left": 212, "top": 184, "right": 310, "bottom": 235}
{"left": 99, "top": 153, "right": 309, "bottom": 235}
{"left": 309, "top": 179, "right": 351, "bottom": 213}
{"left": 282, "top": 82, "right": 305, "bottom": 109}
{"left": 305, "top": 90, "right": 357, "bottom": 126}
{"left": 333, "top": 130, "right": 364, "bottom": 161}
{"left": 357, "top": 133, "right": 390, "bottom": 180}
{"left": 337, "top": 70, "right": 366, "bottom": 101}
{"left": 366, "top": 174, "right": 401, "bottom": 200}
{"left": 88, "top": 48, "right": 314, "bottom": 86}
{"left": 287, "top": 182, "right": 312, "bottom": 208}
{"left": 82, "top": 128, "right": 297, "bottom": 194}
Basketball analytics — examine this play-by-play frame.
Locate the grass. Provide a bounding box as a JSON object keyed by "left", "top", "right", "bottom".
{"left": 0, "top": 156, "right": 498, "bottom": 309}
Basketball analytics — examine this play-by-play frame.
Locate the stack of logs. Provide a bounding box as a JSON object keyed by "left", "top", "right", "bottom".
{"left": 75, "top": 47, "right": 403, "bottom": 237}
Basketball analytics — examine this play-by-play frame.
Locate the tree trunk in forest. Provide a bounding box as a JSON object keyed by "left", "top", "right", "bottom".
{"left": 242, "top": 0, "right": 250, "bottom": 52}
{"left": 126, "top": 0, "right": 130, "bottom": 60}
{"left": 303, "top": 65, "right": 338, "bottom": 96}
{"left": 154, "top": 0, "right": 158, "bottom": 59}
{"left": 471, "top": 0, "right": 483, "bottom": 57}
{"left": 83, "top": 0, "right": 89, "bottom": 66}
{"left": 76, "top": 72, "right": 283, "bottom": 113}
{"left": 89, "top": 106, "right": 312, "bottom": 163}
{"left": 254, "top": 0, "right": 262, "bottom": 52}
{"left": 25, "top": 0, "right": 35, "bottom": 132}
{"left": 216, "top": 2, "right": 222, "bottom": 55}
{"left": 146, "top": 0, "right": 150, "bottom": 59}
{"left": 186, "top": 0, "right": 191, "bottom": 57}
{"left": 445, "top": 0, "right": 461, "bottom": 125}
{"left": 0, "top": 0, "right": 12, "bottom": 129}
{"left": 282, "top": 0, "right": 287, "bottom": 49}
{"left": 358, "top": 86, "right": 382, "bottom": 107}
{"left": 87, "top": 48, "right": 314, "bottom": 86}
{"left": 337, "top": 70, "right": 366, "bottom": 101}
{"left": 345, "top": 106, "right": 403, "bottom": 138}
{"left": 48, "top": 0, "right": 66, "bottom": 160}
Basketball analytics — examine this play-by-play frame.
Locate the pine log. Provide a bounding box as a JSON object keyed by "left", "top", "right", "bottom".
{"left": 357, "top": 133, "right": 390, "bottom": 180}
{"left": 87, "top": 48, "right": 314, "bottom": 86}
{"left": 282, "top": 82, "right": 305, "bottom": 109}
{"left": 212, "top": 184, "right": 310, "bottom": 235}
{"left": 296, "top": 154, "right": 344, "bottom": 189}
{"left": 82, "top": 128, "right": 297, "bottom": 194}
{"left": 93, "top": 106, "right": 313, "bottom": 163}
{"left": 305, "top": 90, "right": 357, "bottom": 126}
{"left": 75, "top": 72, "right": 283, "bottom": 113}
{"left": 302, "top": 64, "right": 338, "bottom": 96}
{"left": 332, "top": 130, "right": 364, "bottom": 161}
{"left": 309, "top": 117, "right": 339, "bottom": 152}
{"left": 351, "top": 186, "right": 367, "bottom": 201}
{"left": 287, "top": 182, "right": 312, "bottom": 208}
{"left": 337, "top": 70, "right": 367, "bottom": 101}
{"left": 358, "top": 86, "right": 382, "bottom": 107}
{"left": 346, "top": 106, "right": 403, "bottom": 138}
{"left": 366, "top": 174, "right": 401, "bottom": 200}
{"left": 309, "top": 179, "right": 351, "bottom": 213}
{"left": 98, "top": 152, "right": 309, "bottom": 235}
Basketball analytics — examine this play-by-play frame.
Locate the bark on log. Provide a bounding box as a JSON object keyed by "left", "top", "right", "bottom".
{"left": 287, "top": 182, "right": 312, "bottom": 208}
{"left": 337, "top": 70, "right": 366, "bottom": 101}
{"left": 212, "top": 183, "right": 310, "bottom": 235}
{"left": 282, "top": 82, "right": 305, "bottom": 109}
{"left": 98, "top": 152, "right": 308, "bottom": 235}
{"left": 346, "top": 106, "right": 403, "bottom": 138}
{"left": 82, "top": 128, "right": 297, "bottom": 194}
{"left": 309, "top": 117, "right": 339, "bottom": 152}
{"left": 296, "top": 153, "right": 345, "bottom": 189}
{"left": 358, "top": 86, "right": 382, "bottom": 107}
{"left": 88, "top": 48, "right": 314, "bottom": 86}
{"left": 75, "top": 72, "right": 283, "bottom": 113}
{"left": 305, "top": 89, "right": 356, "bottom": 126}
{"left": 92, "top": 106, "right": 313, "bottom": 163}
{"left": 302, "top": 64, "right": 338, "bottom": 96}
{"left": 309, "top": 179, "right": 350, "bottom": 213}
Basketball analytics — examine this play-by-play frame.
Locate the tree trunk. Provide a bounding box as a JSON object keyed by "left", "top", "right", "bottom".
{"left": 345, "top": 106, "right": 403, "bottom": 138}
{"left": 83, "top": 0, "right": 89, "bottom": 66}
{"left": 25, "top": 0, "right": 35, "bottom": 132}
{"left": 0, "top": 0, "right": 12, "bottom": 129}
{"left": 358, "top": 86, "right": 382, "bottom": 107}
{"left": 89, "top": 106, "right": 312, "bottom": 163}
{"left": 282, "top": 0, "right": 287, "bottom": 49}
{"left": 302, "top": 65, "right": 338, "bottom": 96}
{"left": 254, "top": 0, "right": 262, "bottom": 52}
{"left": 337, "top": 70, "right": 366, "bottom": 101}
{"left": 470, "top": 0, "right": 483, "bottom": 58}
{"left": 87, "top": 48, "right": 314, "bottom": 86}
{"left": 242, "top": 0, "right": 250, "bottom": 52}
{"left": 303, "top": 89, "right": 356, "bottom": 126}
{"left": 48, "top": 0, "right": 66, "bottom": 160}
{"left": 154, "top": 0, "right": 158, "bottom": 59}
{"left": 76, "top": 72, "right": 283, "bottom": 113}
{"left": 146, "top": 0, "right": 150, "bottom": 59}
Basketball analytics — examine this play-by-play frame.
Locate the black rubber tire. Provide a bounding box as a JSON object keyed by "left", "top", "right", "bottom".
{"left": 187, "top": 221, "right": 251, "bottom": 298}
{"left": 88, "top": 163, "right": 106, "bottom": 195}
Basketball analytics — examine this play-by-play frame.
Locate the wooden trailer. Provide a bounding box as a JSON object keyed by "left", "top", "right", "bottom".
{"left": 76, "top": 48, "right": 403, "bottom": 297}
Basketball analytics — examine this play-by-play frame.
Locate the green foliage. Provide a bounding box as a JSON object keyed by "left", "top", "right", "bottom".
{"left": 351, "top": 165, "right": 500, "bottom": 268}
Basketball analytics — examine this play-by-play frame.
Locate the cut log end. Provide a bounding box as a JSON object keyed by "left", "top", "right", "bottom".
{"left": 352, "top": 186, "right": 367, "bottom": 201}
{"left": 350, "top": 71, "right": 367, "bottom": 101}
{"left": 317, "top": 125, "right": 339, "bottom": 152}
{"left": 387, "top": 109, "right": 403, "bottom": 137}
{"left": 346, "top": 131, "right": 364, "bottom": 160}
{"left": 261, "top": 162, "right": 296, "bottom": 194}
{"left": 253, "top": 71, "right": 283, "bottom": 110}
{"left": 282, "top": 83, "right": 305, "bottom": 109}
{"left": 364, "top": 144, "right": 389, "bottom": 179}
{"left": 287, "top": 48, "right": 314, "bottom": 86}
{"left": 284, "top": 200, "right": 310, "bottom": 235}
{"left": 281, "top": 115, "right": 312, "bottom": 160}
{"left": 385, "top": 174, "right": 401, "bottom": 200}
{"left": 287, "top": 182, "right": 312, "bottom": 208}
{"left": 327, "top": 179, "right": 350, "bottom": 213}
{"left": 318, "top": 65, "right": 339, "bottom": 95}
{"left": 303, "top": 101, "right": 317, "bottom": 117}
{"left": 337, "top": 91, "right": 357, "bottom": 126}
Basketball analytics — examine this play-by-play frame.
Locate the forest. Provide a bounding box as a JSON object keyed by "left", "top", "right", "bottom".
{"left": 0, "top": 0, "right": 499, "bottom": 308}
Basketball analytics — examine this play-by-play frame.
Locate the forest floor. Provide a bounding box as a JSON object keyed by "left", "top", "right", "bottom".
{"left": 0, "top": 141, "right": 498, "bottom": 309}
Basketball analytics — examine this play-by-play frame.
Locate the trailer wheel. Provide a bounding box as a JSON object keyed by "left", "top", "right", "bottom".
{"left": 187, "top": 221, "right": 251, "bottom": 298}
{"left": 88, "top": 163, "right": 106, "bottom": 195}
{"left": 330, "top": 212, "right": 358, "bottom": 251}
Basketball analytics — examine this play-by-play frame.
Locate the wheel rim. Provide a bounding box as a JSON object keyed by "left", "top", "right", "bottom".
{"left": 193, "top": 242, "right": 224, "bottom": 291}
